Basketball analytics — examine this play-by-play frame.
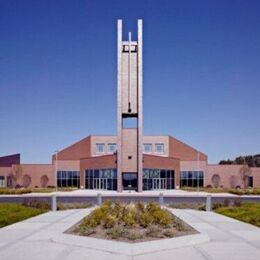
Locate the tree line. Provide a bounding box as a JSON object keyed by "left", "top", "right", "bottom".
{"left": 219, "top": 154, "right": 260, "bottom": 167}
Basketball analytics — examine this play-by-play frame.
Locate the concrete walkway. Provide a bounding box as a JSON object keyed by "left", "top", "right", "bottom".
{"left": 17, "top": 189, "right": 238, "bottom": 197}
{"left": 0, "top": 208, "right": 259, "bottom": 260}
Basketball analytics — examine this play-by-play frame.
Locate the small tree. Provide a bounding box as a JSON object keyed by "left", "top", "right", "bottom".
{"left": 229, "top": 175, "right": 236, "bottom": 189}
{"left": 239, "top": 165, "right": 252, "bottom": 189}
{"left": 12, "top": 165, "right": 23, "bottom": 187}
{"left": 211, "top": 174, "right": 221, "bottom": 188}
{"left": 40, "top": 175, "right": 49, "bottom": 188}
{"left": 22, "top": 174, "right": 31, "bottom": 188}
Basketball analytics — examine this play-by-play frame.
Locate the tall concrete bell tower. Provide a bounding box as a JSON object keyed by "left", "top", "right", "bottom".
{"left": 117, "top": 19, "right": 143, "bottom": 192}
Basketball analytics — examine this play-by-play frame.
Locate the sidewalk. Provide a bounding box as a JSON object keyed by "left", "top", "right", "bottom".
{"left": 0, "top": 207, "right": 259, "bottom": 259}
{"left": 2, "top": 189, "right": 260, "bottom": 199}
{"left": 0, "top": 189, "right": 239, "bottom": 197}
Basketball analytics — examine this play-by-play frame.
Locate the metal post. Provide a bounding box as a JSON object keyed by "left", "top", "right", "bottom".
{"left": 51, "top": 194, "right": 57, "bottom": 211}
{"left": 159, "top": 192, "right": 164, "bottom": 206}
{"left": 197, "top": 151, "right": 200, "bottom": 193}
{"left": 206, "top": 194, "right": 212, "bottom": 211}
{"left": 128, "top": 31, "right": 131, "bottom": 112}
{"left": 55, "top": 150, "right": 59, "bottom": 192}
{"left": 97, "top": 193, "right": 102, "bottom": 205}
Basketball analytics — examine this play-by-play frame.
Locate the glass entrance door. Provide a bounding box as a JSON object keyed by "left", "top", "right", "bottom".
{"left": 152, "top": 178, "right": 167, "bottom": 190}
{"left": 161, "top": 178, "right": 167, "bottom": 189}
{"left": 143, "top": 169, "right": 174, "bottom": 190}
{"left": 93, "top": 178, "right": 108, "bottom": 190}
{"left": 123, "top": 173, "right": 137, "bottom": 191}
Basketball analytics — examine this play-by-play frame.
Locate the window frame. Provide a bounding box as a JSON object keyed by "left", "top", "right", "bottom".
{"left": 143, "top": 143, "right": 153, "bottom": 153}
{"left": 155, "top": 143, "right": 165, "bottom": 154}
{"left": 108, "top": 143, "right": 117, "bottom": 153}
{"left": 96, "top": 143, "right": 105, "bottom": 154}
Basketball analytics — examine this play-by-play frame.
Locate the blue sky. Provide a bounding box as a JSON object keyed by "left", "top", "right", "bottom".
{"left": 0, "top": 0, "right": 259, "bottom": 163}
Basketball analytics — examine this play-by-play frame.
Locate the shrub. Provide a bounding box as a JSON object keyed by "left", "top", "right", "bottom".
{"left": 110, "top": 202, "right": 122, "bottom": 219}
{"left": 173, "top": 217, "right": 187, "bottom": 231}
{"left": 0, "top": 188, "right": 32, "bottom": 195}
{"left": 57, "top": 203, "right": 92, "bottom": 211}
{"left": 123, "top": 212, "right": 136, "bottom": 227}
{"left": 145, "top": 225, "right": 162, "bottom": 238}
{"left": 139, "top": 211, "right": 153, "bottom": 227}
{"left": 198, "top": 204, "right": 206, "bottom": 211}
{"left": 22, "top": 199, "right": 50, "bottom": 210}
{"left": 233, "top": 198, "right": 242, "bottom": 207}
{"left": 83, "top": 209, "right": 105, "bottom": 228}
{"left": 212, "top": 203, "right": 222, "bottom": 210}
{"left": 78, "top": 226, "right": 96, "bottom": 236}
{"left": 223, "top": 199, "right": 230, "bottom": 207}
{"left": 163, "top": 230, "right": 175, "bottom": 238}
{"left": 146, "top": 202, "right": 160, "bottom": 214}
{"left": 169, "top": 203, "right": 205, "bottom": 211}
{"left": 229, "top": 189, "right": 244, "bottom": 195}
{"left": 136, "top": 202, "right": 145, "bottom": 213}
{"left": 106, "top": 226, "right": 126, "bottom": 239}
{"left": 102, "top": 215, "right": 117, "bottom": 229}
{"left": 152, "top": 209, "right": 172, "bottom": 227}
{"left": 126, "top": 231, "right": 143, "bottom": 241}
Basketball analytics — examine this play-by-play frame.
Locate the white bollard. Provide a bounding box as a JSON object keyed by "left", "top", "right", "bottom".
{"left": 206, "top": 195, "right": 212, "bottom": 211}
{"left": 97, "top": 193, "right": 102, "bottom": 205}
{"left": 159, "top": 192, "right": 164, "bottom": 206}
{"left": 51, "top": 194, "right": 57, "bottom": 211}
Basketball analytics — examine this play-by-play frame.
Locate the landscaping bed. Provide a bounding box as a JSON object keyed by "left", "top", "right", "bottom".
{"left": 0, "top": 187, "right": 77, "bottom": 195}
{"left": 68, "top": 201, "right": 197, "bottom": 242}
{"left": 181, "top": 187, "right": 260, "bottom": 195}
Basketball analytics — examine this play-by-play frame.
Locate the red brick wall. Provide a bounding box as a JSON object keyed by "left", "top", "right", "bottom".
{"left": 143, "top": 155, "right": 181, "bottom": 188}
{"left": 80, "top": 155, "right": 117, "bottom": 187}
{"left": 0, "top": 167, "right": 12, "bottom": 186}
{"left": 52, "top": 136, "right": 91, "bottom": 161}
{"left": 0, "top": 154, "right": 20, "bottom": 167}
{"left": 251, "top": 167, "right": 260, "bottom": 188}
{"left": 169, "top": 136, "right": 207, "bottom": 162}
{"left": 10, "top": 164, "right": 55, "bottom": 188}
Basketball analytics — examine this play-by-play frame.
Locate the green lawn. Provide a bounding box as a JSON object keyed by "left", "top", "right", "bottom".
{"left": 0, "top": 203, "right": 46, "bottom": 228}
{"left": 215, "top": 202, "right": 260, "bottom": 227}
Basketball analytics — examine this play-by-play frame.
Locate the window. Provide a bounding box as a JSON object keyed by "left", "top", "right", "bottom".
{"left": 142, "top": 169, "right": 175, "bottom": 190}
{"left": 96, "top": 143, "right": 105, "bottom": 153}
{"left": 143, "top": 143, "right": 152, "bottom": 153}
{"left": 85, "top": 168, "right": 117, "bottom": 190}
{"left": 0, "top": 176, "right": 5, "bottom": 188}
{"left": 180, "top": 171, "right": 204, "bottom": 188}
{"left": 108, "top": 143, "right": 117, "bottom": 153}
{"left": 57, "top": 171, "right": 80, "bottom": 188}
{"left": 155, "top": 143, "right": 164, "bottom": 153}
